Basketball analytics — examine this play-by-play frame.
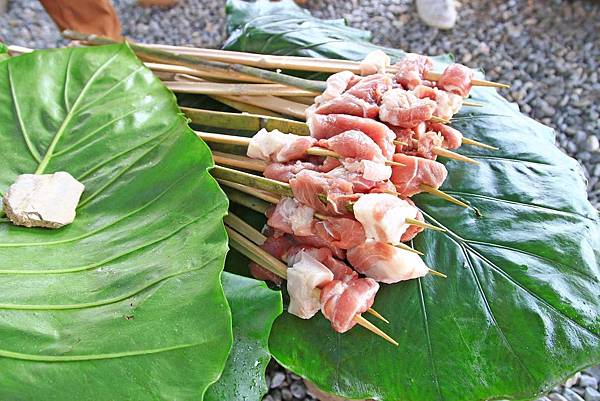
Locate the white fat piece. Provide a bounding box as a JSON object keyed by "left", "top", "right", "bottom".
{"left": 2, "top": 172, "right": 85, "bottom": 228}
{"left": 287, "top": 251, "right": 334, "bottom": 319}
{"left": 341, "top": 159, "right": 392, "bottom": 182}
{"left": 353, "top": 193, "right": 418, "bottom": 244}
{"left": 246, "top": 128, "right": 297, "bottom": 161}
{"left": 278, "top": 197, "right": 314, "bottom": 236}
{"left": 359, "top": 50, "right": 391, "bottom": 75}
{"left": 365, "top": 240, "right": 429, "bottom": 283}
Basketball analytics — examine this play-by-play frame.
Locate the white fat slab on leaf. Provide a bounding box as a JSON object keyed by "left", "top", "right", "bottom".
{"left": 2, "top": 172, "right": 85, "bottom": 229}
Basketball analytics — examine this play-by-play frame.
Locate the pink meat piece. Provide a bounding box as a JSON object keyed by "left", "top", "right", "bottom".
{"left": 308, "top": 113, "right": 396, "bottom": 159}
{"left": 327, "top": 166, "right": 382, "bottom": 194}
{"left": 399, "top": 197, "right": 425, "bottom": 242}
{"left": 427, "top": 122, "right": 463, "bottom": 149}
{"left": 318, "top": 157, "right": 342, "bottom": 172}
{"left": 314, "top": 94, "right": 379, "bottom": 119}
{"left": 249, "top": 263, "right": 283, "bottom": 286}
{"left": 391, "top": 153, "right": 448, "bottom": 197}
{"left": 347, "top": 240, "right": 429, "bottom": 283}
{"left": 369, "top": 180, "right": 397, "bottom": 194}
{"left": 401, "top": 208, "right": 425, "bottom": 242}
{"left": 289, "top": 169, "right": 355, "bottom": 216}
{"left": 266, "top": 197, "right": 315, "bottom": 237}
{"left": 346, "top": 73, "right": 393, "bottom": 105}
{"left": 393, "top": 54, "right": 434, "bottom": 90}
{"left": 437, "top": 64, "right": 474, "bottom": 97}
{"left": 320, "top": 278, "right": 379, "bottom": 333}
{"left": 413, "top": 84, "right": 463, "bottom": 121}
{"left": 277, "top": 136, "right": 317, "bottom": 162}
{"left": 359, "top": 50, "right": 390, "bottom": 75}
{"left": 313, "top": 217, "right": 366, "bottom": 250}
{"left": 287, "top": 246, "right": 357, "bottom": 283}
{"left": 293, "top": 234, "right": 346, "bottom": 260}
{"left": 404, "top": 131, "right": 443, "bottom": 160}
{"left": 263, "top": 161, "right": 320, "bottom": 183}
{"left": 320, "top": 130, "right": 385, "bottom": 161}
{"left": 248, "top": 234, "right": 297, "bottom": 285}
{"left": 379, "top": 88, "right": 437, "bottom": 128}
{"left": 315, "top": 70, "right": 360, "bottom": 104}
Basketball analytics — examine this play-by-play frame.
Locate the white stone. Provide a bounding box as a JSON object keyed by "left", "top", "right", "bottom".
{"left": 2, "top": 172, "right": 85, "bottom": 228}
{"left": 416, "top": 0, "right": 457, "bottom": 30}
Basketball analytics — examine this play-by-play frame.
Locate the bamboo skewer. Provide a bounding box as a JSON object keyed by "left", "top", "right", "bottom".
{"left": 63, "top": 31, "right": 328, "bottom": 93}
{"left": 419, "top": 184, "right": 471, "bottom": 209}
{"left": 461, "top": 137, "right": 498, "bottom": 150}
{"left": 225, "top": 222, "right": 396, "bottom": 342}
{"left": 182, "top": 107, "right": 310, "bottom": 135}
{"left": 138, "top": 43, "right": 509, "bottom": 89}
{"left": 164, "top": 81, "right": 320, "bottom": 97}
{"left": 197, "top": 131, "right": 405, "bottom": 167}
{"left": 396, "top": 139, "right": 481, "bottom": 164}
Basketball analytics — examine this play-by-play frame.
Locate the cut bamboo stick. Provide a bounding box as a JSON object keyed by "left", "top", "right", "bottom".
{"left": 224, "top": 213, "right": 266, "bottom": 245}
{"left": 212, "top": 165, "right": 294, "bottom": 197}
{"left": 211, "top": 96, "right": 283, "bottom": 117}
{"left": 212, "top": 151, "right": 267, "bottom": 172}
{"left": 63, "top": 31, "right": 328, "bottom": 93}
{"left": 139, "top": 43, "right": 508, "bottom": 88}
{"left": 182, "top": 107, "right": 310, "bottom": 135}
{"left": 419, "top": 184, "right": 471, "bottom": 209}
{"left": 433, "top": 147, "right": 480, "bottom": 164}
{"left": 223, "top": 187, "right": 271, "bottom": 215}
{"left": 461, "top": 137, "right": 498, "bottom": 150}
{"left": 217, "top": 179, "right": 280, "bottom": 205}
{"left": 220, "top": 95, "right": 307, "bottom": 119}
{"left": 165, "top": 81, "right": 320, "bottom": 97}
{"left": 146, "top": 62, "right": 270, "bottom": 83}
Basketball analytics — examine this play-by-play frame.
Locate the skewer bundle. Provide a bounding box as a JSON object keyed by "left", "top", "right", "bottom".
{"left": 57, "top": 32, "right": 506, "bottom": 344}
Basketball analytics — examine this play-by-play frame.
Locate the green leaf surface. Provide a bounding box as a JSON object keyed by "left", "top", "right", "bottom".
{"left": 0, "top": 44, "right": 232, "bottom": 400}
{"left": 0, "top": 43, "right": 8, "bottom": 62}
{"left": 206, "top": 272, "right": 283, "bottom": 401}
{"left": 224, "top": 2, "right": 600, "bottom": 401}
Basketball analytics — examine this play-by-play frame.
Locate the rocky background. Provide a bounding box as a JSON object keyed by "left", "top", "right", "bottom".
{"left": 1, "top": 1, "right": 598, "bottom": 401}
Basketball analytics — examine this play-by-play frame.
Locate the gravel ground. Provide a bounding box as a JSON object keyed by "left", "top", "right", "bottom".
{"left": 1, "top": 1, "right": 599, "bottom": 401}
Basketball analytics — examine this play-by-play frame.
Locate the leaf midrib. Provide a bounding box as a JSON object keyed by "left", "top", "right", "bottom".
{"left": 419, "top": 209, "right": 600, "bottom": 340}
{"left": 32, "top": 48, "right": 122, "bottom": 175}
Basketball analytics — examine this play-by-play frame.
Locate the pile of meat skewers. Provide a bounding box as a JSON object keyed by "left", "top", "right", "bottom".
{"left": 208, "top": 51, "right": 490, "bottom": 344}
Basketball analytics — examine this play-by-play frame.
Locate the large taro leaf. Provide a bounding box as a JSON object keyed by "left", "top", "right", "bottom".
{"left": 0, "top": 44, "right": 233, "bottom": 400}
{"left": 224, "top": 2, "right": 600, "bottom": 401}
{"left": 205, "top": 272, "right": 283, "bottom": 401}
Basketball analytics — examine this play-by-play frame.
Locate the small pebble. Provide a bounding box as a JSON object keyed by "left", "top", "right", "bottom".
{"left": 580, "top": 375, "right": 599, "bottom": 390}
{"left": 549, "top": 393, "right": 569, "bottom": 401}
{"left": 585, "top": 388, "right": 600, "bottom": 401}
{"left": 270, "top": 372, "right": 286, "bottom": 389}
{"left": 563, "top": 388, "right": 585, "bottom": 401}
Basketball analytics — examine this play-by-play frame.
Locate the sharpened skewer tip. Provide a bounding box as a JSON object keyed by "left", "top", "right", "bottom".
{"left": 367, "top": 308, "right": 390, "bottom": 324}
{"left": 354, "top": 315, "right": 399, "bottom": 346}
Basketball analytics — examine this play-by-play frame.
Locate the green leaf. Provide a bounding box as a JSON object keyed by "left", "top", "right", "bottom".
{"left": 224, "top": 2, "right": 600, "bottom": 401}
{"left": 0, "top": 45, "right": 232, "bottom": 400}
{"left": 206, "top": 272, "right": 283, "bottom": 401}
{"left": 0, "top": 43, "right": 8, "bottom": 62}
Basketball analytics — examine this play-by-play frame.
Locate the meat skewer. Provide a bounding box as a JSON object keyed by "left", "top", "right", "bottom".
{"left": 196, "top": 131, "right": 406, "bottom": 167}
{"left": 225, "top": 217, "right": 399, "bottom": 345}
{"left": 183, "top": 106, "right": 497, "bottom": 151}
{"left": 218, "top": 178, "right": 424, "bottom": 256}
{"left": 212, "top": 156, "right": 471, "bottom": 209}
